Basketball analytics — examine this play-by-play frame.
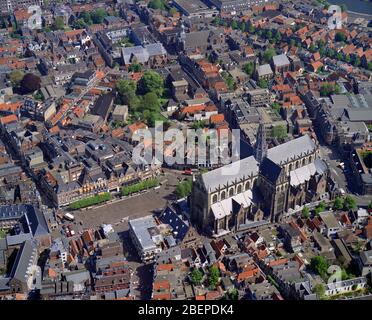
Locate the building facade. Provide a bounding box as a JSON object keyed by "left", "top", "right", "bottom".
{"left": 191, "top": 131, "right": 331, "bottom": 236}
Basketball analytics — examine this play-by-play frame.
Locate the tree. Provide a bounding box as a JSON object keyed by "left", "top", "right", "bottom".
{"left": 72, "top": 18, "right": 87, "bottom": 29}
{"left": 141, "top": 92, "right": 160, "bottom": 113}
{"left": 225, "top": 75, "right": 235, "bottom": 91}
{"left": 333, "top": 197, "right": 344, "bottom": 210}
{"left": 315, "top": 201, "right": 326, "bottom": 215}
{"left": 231, "top": 20, "right": 238, "bottom": 30}
{"left": 311, "top": 255, "right": 329, "bottom": 279}
{"left": 302, "top": 206, "right": 310, "bottom": 219}
{"left": 116, "top": 79, "right": 140, "bottom": 111}
{"left": 208, "top": 265, "right": 220, "bottom": 289}
{"left": 320, "top": 83, "right": 340, "bottom": 97}
{"left": 262, "top": 48, "right": 276, "bottom": 63}
{"left": 313, "top": 283, "right": 325, "bottom": 299}
{"left": 20, "top": 73, "right": 41, "bottom": 94}
{"left": 190, "top": 268, "right": 203, "bottom": 285}
{"left": 274, "top": 30, "right": 281, "bottom": 43}
{"left": 80, "top": 12, "right": 93, "bottom": 25}
{"left": 336, "top": 52, "right": 343, "bottom": 61}
{"left": 344, "top": 195, "right": 357, "bottom": 211}
{"left": 257, "top": 78, "right": 268, "bottom": 89}
{"left": 138, "top": 71, "right": 164, "bottom": 97}
{"left": 191, "top": 120, "right": 206, "bottom": 130}
{"left": 240, "top": 22, "right": 246, "bottom": 32}
{"left": 91, "top": 8, "right": 108, "bottom": 24}
{"left": 248, "top": 24, "right": 255, "bottom": 34}
{"left": 149, "top": 0, "right": 165, "bottom": 10}
{"left": 271, "top": 125, "right": 287, "bottom": 140}
{"left": 54, "top": 16, "right": 65, "bottom": 30}
{"left": 175, "top": 178, "right": 192, "bottom": 198}
{"left": 265, "top": 30, "right": 273, "bottom": 40}
{"left": 243, "top": 62, "right": 254, "bottom": 77}
{"left": 353, "top": 56, "right": 361, "bottom": 67}
{"left": 271, "top": 102, "right": 281, "bottom": 116}
{"left": 128, "top": 63, "right": 142, "bottom": 73}
{"left": 9, "top": 70, "right": 24, "bottom": 87}
{"left": 335, "top": 32, "right": 346, "bottom": 42}
{"left": 225, "top": 288, "right": 239, "bottom": 300}
{"left": 169, "top": 7, "right": 178, "bottom": 16}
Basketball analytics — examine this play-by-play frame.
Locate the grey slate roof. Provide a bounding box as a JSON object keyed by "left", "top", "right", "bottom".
{"left": 122, "top": 43, "right": 166, "bottom": 64}
{"left": 260, "top": 157, "right": 283, "bottom": 183}
{"left": 184, "top": 30, "right": 210, "bottom": 49}
{"left": 257, "top": 64, "right": 273, "bottom": 77}
{"left": 201, "top": 155, "right": 259, "bottom": 192}
{"left": 267, "top": 134, "right": 316, "bottom": 165}
{"left": 272, "top": 54, "right": 290, "bottom": 67}
{"left": 10, "top": 240, "right": 38, "bottom": 283}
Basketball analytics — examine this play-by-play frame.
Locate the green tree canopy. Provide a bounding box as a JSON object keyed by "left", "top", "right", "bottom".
{"left": 149, "top": 0, "right": 166, "bottom": 10}
{"left": 344, "top": 195, "right": 357, "bottom": 211}
{"left": 54, "top": 16, "right": 65, "bottom": 30}
{"left": 311, "top": 255, "right": 329, "bottom": 279}
{"left": 9, "top": 70, "right": 24, "bottom": 87}
{"left": 302, "top": 206, "right": 310, "bottom": 219}
{"left": 140, "top": 92, "right": 161, "bottom": 113}
{"left": 258, "top": 78, "right": 268, "bottom": 89}
{"left": 335, "top": 32, "right": 346, "bottom": 42}
{"left": 208, "top": 265, "right": 220, "bottom": 289}
{"left": 320, "top": 83, "right": 341, "bottom": 97}
{"left": 262, "top": 48, "right": 276, "bottom": 63}
{"left": 190, "top": 268, "right": 203, "bottom": 285}
{"left": 333, "top": 197, "right": 344, "bottom": 210}
{"left": 128, "top": 63, "right": 142, "bottom": 73}
{"left": 313, "top": 283, "right": 325, "bottom": 299}
{"left": 116, "top": 79, "right": 140, "bottom": 111}
{"left": 138, "top": 71, "right": 164, "bottom": 97}
{"left": 243, "top": 62, "right": 254, "bottom": 77}
{"left": 231, "top": 20, "right": 238, "bottom": 29}
{"left": 175, "top": 178, "right": 193, "bottom": 198}
{"left": 91, "top": 8, "right": 108, "bottom": 24}
{"left": 314, "top": 201, "right": 326, "bottom": 215}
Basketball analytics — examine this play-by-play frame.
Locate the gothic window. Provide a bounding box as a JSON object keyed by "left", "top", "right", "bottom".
{"left": 245, "top": 181, "right": 250, "bottom": 191}
{"left": 229, "top": 188, "right": 234, "bottom": 197}
{"left": 302, "top": 158, "right": 306, "bottom": 166}
{"left": 212, "top": 194, "right": 218, "bottom": 204}
{"left": 237, "top": 184, "right": 242, "bottom": 193}
{"left": 221, "top": 190, "right": 226, "bottom": 200}
{"left": 289, "top": 163, "right": 292, "bottom": 171}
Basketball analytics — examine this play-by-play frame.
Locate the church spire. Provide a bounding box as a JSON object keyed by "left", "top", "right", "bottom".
{"left": 255, "top": 122, "right": 267, "bottom": 163}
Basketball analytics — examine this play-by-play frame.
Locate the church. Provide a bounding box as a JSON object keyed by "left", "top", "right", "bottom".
{"left": 191, "top": 125, "right": 335, "bottom": 237}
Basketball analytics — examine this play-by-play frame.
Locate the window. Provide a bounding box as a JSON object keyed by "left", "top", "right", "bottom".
{"left": 229, "top": 188, "right": 234, "bottom": 197}
{"left": 237, "top": 185, "right": 242, "bottom": 193}
{"left": 212, "top": 194, "right": 218, "bottom": 203}
{"left": 245, "top": 181, "right": 250, "bottom": 191}
{"left": 221, "top": 191, "right": 226, "bottom": 200}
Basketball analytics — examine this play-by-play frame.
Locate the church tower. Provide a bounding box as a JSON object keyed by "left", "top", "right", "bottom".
{"left": 255, "top": 122, "right": 267, "bottom": 163}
